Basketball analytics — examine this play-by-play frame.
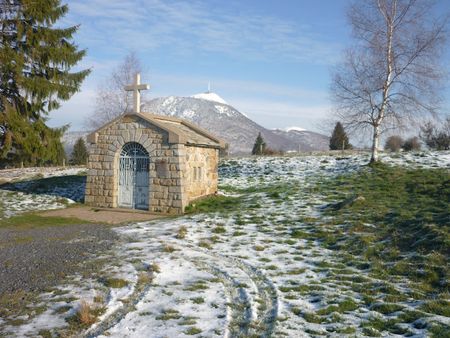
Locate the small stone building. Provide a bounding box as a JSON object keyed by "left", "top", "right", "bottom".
{"left": 85, "top": 112, "right": 224, "bottom": 214}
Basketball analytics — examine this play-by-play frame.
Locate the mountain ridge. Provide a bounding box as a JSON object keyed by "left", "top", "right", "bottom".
{"left": 143, "top": 94, "right": 329, "bottom": 154}
{"left": 62, "top": 94, "right": 329, "bottom": 155}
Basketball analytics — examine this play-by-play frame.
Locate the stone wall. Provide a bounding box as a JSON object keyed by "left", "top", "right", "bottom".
{"left": 183, "top": 146, "right": 219, "bottom": 203}
{"left": 85, "top": 115, "right": 187, "bottom": 214}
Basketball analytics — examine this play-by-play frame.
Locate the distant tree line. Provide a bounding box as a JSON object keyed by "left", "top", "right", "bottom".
{"left": 385, "top": 118, "right": 450, "bottom": 152}
{"left": 420, "top": 118, "right": 450, "bottom": 151}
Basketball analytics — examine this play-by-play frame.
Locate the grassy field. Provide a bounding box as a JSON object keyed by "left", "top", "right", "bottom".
{"left": 312, "top": 163, "right": 450, "bottom": 335}
{"left": 1, "top": 153, "right": 449, "bottom": 337}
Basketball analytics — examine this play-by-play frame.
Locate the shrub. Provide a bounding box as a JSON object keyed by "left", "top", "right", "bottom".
{"left": 67, "top": 300, "right": 104, "bottom": 328}
{"left": 420, "top": 118, "right": 450, "bottom": 150}
{"left": 384, "top": 135, "right": 404, "bottom": 152}
{"left": 78, "top": 301, "right": 95, "bottom": 325}
{"left": 403, "top": 137, "right": 421, "bottom": 151}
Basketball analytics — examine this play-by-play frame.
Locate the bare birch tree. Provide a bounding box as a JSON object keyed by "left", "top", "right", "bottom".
{"left": 331, "top": 0, "right": 448, "bottom": 163}
{"left": 85, "top": 52, "right": 144, "bottom": 130}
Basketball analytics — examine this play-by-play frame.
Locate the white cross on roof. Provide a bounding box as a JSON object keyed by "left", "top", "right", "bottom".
{"left": 124, "top": 73, "right": 150, "bottom": 113}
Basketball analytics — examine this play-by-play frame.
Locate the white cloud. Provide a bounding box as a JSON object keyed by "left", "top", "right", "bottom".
{"left": 149, "top": 72, "right": 327, "bottom": 101}
{"left": 52, "top": 1, "right": 339, "bottom": 132}
{"left": 47, "top": 87, "right": 96, "bottom": 130}
{"left": 65, "top": 0, "right": 341, "bottom": 64}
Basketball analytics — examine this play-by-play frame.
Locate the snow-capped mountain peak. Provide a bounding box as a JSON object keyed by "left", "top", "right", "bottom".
{"left": 285, "top": 126, "right": 307, "bottom": 132}
{"left": 191, "top": 92, "right": 227, "bottom": 105}
{"left": 143, "top": 95, "right": 328, "bottom": 154}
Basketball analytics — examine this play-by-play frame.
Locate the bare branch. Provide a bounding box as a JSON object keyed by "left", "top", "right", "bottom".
{"left": 331, "top": 0, "right": 448, "bottom": 162}
{"left": 84, "top": 51, "right": 145, "bottom": 130}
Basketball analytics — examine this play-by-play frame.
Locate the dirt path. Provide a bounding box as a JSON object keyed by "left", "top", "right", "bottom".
{"left": 39, "top": 206, "right": 166, "bottom": 224}
{"left": 0, "top": 223, "right": 119, "bottom": 295}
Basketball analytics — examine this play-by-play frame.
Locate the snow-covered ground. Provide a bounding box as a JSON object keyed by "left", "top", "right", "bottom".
{"left": 0, "top": 167, "right": 86, "bottom": 219}
{"left": 0, "top": 166, "right": 86, "bottom": 183}
{"left": 1, "top": 151, "right": 449, "bottom": 337}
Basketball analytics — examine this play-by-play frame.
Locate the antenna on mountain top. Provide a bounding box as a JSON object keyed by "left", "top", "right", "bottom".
{"left": 207, "top": 81, "right": 211, "bottom": 93}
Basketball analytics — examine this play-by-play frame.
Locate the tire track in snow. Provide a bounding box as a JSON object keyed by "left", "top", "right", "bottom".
{"left": 181, "top": 245, "right": 279, "bottom": 337}
{"left": 82, "top": 227, "right": 278, "bottom": 337}
{"left": 83, "top": 279, "right": 153, "bottom": 338}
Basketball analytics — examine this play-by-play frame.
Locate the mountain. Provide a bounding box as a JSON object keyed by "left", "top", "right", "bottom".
{"left": 62, "top": 93, "right": 329, "bottom": 156}
{"left": 143, "top": 93, "right": 329, "bottom": 154}
{"left": 191, "top": 92, "right": 228, "bottom": 105}
{"left": 272, "top": 128, "right": 329, "bottom": 152}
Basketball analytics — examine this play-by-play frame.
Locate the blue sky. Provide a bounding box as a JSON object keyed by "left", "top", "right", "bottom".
{"left": 49, "top": 0, "right": 450, "bottom": 133}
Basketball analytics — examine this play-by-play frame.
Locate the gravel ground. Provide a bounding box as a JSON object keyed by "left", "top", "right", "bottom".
{"left": 0, "top": 223, "right": 119, "bottom": 294}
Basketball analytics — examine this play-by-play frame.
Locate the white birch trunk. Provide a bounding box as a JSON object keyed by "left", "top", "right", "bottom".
{"left": 370, "top": 124, "right": 380, "bottom": 163}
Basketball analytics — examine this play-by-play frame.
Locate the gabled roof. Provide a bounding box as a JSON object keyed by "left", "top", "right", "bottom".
{"left": 87, "top": 112, "right": 225, "bottom": 149}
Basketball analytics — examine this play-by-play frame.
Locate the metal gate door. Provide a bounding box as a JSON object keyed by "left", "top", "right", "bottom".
{"left": 118, "top": 142, "right": 149, "bottom": 210}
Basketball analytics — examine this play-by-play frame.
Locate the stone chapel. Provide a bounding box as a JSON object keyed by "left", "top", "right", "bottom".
{"left": 84, "top": 74, "right": 224, "bottom": 214}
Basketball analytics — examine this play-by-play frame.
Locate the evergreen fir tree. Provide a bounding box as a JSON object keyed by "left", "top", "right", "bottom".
{"left": 71, "top": 137, "right": 88, "bottom": 165}
{"left": 0, "top": 101, "right": 67, "bottom": 167}
{"left": 0, "top": 0, "right": 90, "bottom": 166}
{"left": 329, "top": 122, "right": 351, "bottom": 150}
{"left": 252, "top": 132, "right": 266, "bottom": 155}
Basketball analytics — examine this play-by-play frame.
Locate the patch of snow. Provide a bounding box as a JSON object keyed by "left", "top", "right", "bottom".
{"left": 214, "top": 105, "right": 232, "bottom": 117}
{"left": 0, "top": 166, "right": 85, "bottom": 183}
{"left": 181, "top": 109, "right": 197, "bottom": 119}
{"left": 161, "top": 96, "right": 176, "bottom": 107}
{"left": 285, "top": 126, "right": 307, "bottom": 132}
{"left": 191, "top": 92, "right": 227, "bottom": 105}
{"left": 5, "top": 308, "right": 68, "bottom": 337}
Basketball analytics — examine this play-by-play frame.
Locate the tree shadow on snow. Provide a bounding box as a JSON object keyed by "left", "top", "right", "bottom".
{"left": 0, "top": 175, "right": 86, "bottom": 203}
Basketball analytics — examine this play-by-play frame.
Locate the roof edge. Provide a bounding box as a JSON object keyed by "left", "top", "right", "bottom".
{"left": 87, "top": 112, "right": 225, "bottom": 149}
{"left": 142, "top": 112, "right": 225, "bottom": 148}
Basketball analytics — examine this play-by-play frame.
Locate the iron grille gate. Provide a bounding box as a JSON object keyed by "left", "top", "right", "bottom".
{"left": 118, "top": 143, "right": 149, "bottom": 210}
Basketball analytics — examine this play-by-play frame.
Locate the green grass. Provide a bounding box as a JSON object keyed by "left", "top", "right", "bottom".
{"left": 184, "top": 327, "right": 202, "bottom": 335}
{"left": 54, "top": 305, "right": 72, "bottom": 314}
{"left": 371, "top": 303, "right": 404, "bottom": 315}
{"left": 176, "top": 226, "right": 187, "bottom": 239}
{"left": 316, "top": 164, "right": 449, "bottom": 300}
{"left": 420, "top": 300, "right": 450, "bottom": 317}
{"left": 184, "top": 195, "right": 241, "bottom": 214}
{"left": 155, "top": 308, "right": 181, "bottom": 320}
{"left": 302, "top": 312, "right": 324, "bottom": 324}
{"left": 190, "top": 297, "right": 204, "bottom": 304}
{"left": 316, "top": 298, "right": 359, "bottom": 316}
{"left": 178, "top": 317, "right": 198, "bottom": 326}
{"left": 0, "top": 213, "right": 88, "bottom": 229}
{"left": 198, "top": 240, "right": 212, "bottom": 249}
{"left": 212, "top": 226, "right": 226, "bottom": 234}
{"left": 429, "top": 323, "right": 450, "bottom": 338}
{"left": 0, "top": 290, "right": 39, "bottom": 320}
{"left": 184, "top": 281, "right": 209, "bottom": 291}
{"left": 101, "top": 277, "right": 129, "bottom": 288}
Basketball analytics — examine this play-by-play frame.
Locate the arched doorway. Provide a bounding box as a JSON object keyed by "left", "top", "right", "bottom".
{"left": 118, "top": 142, "right": 149, "bottom": 210}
